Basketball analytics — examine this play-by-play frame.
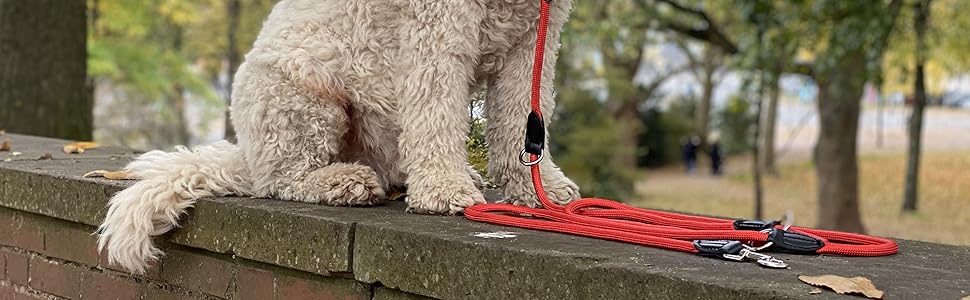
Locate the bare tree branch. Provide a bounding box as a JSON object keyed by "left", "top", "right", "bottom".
{"left": 639, "top": 0, "right": 740, "bottom": 54}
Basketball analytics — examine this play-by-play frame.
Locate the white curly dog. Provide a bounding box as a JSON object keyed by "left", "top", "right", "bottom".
{"left": 97, "top": 0, "right": 580, "bottom": 274}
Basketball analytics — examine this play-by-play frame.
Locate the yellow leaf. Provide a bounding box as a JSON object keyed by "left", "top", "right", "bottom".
{"left": 82, "top": 170, "right": 138, "bottom": 180}
{"left": 799, "top": 275, "right": 885, "bottom": 299}
{"left": 0, "top": 139, "right": 9, "bottom": 151}
{"left": 63, "top": 142, "right": 99, "bottom": 154}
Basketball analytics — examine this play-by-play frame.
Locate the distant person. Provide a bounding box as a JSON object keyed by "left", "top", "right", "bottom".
{"left": 682, "top": 136, "right": 699, "bottom": 174}
{"left": 708, "top": 132, "right": 723, "bottom": 176}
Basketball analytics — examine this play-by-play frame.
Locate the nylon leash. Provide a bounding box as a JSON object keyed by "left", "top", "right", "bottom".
{"left": 463, "top": 0, "right": 898, "bottom": 268}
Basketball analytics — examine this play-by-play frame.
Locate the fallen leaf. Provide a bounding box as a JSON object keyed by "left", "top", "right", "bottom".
{"left": 809, "top": 288, "right": 823, "bottom": 295}
{"left": 63, "top": 142, "right": 99, "bottom": 154}
{"left": 37, "top": 153, "right": 53, "bottom": 160}
{"left": 799, "top": 275, "right": 884, "bottom": 299}
{"left": 11, "top": 151, "right": 21, "bottom": 156}
{"left": 0, "top": 128, "right": 5, "bottom": 135}
{"left": 0, "top": 139, "right": 9, "bottom": 151}
{"left": 388, "top": 190, "right": 407, "bottom": 201}
{"left": 82, "top": 170, "right": 138, "bottom": 180}
{"left": 962, "top": 296, "right": 970, "bottom": 300}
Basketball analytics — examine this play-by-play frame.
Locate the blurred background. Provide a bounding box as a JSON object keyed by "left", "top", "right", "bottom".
{"left": 1, "top": 0, "right": 968, "bottom": 245}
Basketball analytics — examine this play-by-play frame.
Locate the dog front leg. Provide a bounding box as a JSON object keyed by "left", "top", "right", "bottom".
{"left": 485, "top": 3, "right": 580, "bottom": 207}
{"left": 397, "top": 3, "right": 485, "bottom": 214}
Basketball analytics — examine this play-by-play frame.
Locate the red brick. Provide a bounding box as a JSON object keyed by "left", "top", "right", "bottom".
{"left": 43, "top": 224, "right": 99, "bottom": 266}
{"left": 81, "top": 271, "right": 140, "bottom": 300}
{"left": 12, "top": 290, "right": 48, "bottom": 300}
{"left": 4, "top": 252, "right": 28, "bottom": 286}
{"left": 238, "top": 267, "right": 274, "bottom": 300}
{"left": 139, "top": 284, "right": 204, "bottom": 300}
{"left": 27, "top": 256, "right": 81, "bottom": 299}
{"left": 0, "top": 250, "right": 6, "bottom": 280}
{"left": 98, "top": 249, "right": 162, "bottom": 279}
{"left": 159, "top": 249, "right": 233, "bottom": 298}
{"left": 0, "top": 210, "right": 44, "bottom": 252}
{"left": 276, "top": 275, "right": 369, "bottom": 300}
{"left": 1, "top": 281, "right": 15, "bottom": 300}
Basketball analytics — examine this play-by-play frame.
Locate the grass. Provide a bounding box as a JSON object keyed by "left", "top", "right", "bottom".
{"left": 632, "top": 151, "right": 970, "bottom": 246}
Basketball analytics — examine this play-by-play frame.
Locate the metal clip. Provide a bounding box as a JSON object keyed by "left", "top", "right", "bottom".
{"left": 722, "top": 248, "right": 788, "bottom": 269}
{"left": 519, "top": 149, "right": 544, "bottom": 166}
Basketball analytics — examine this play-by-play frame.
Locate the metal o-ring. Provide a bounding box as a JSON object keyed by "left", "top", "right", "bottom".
{"left": 519, "top": 149, "right": 544, "bottom": 166}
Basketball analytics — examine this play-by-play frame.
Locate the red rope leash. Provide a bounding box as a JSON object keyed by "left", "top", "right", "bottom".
{"left": 463, "top": 0, "right": 897, "bottom": 267}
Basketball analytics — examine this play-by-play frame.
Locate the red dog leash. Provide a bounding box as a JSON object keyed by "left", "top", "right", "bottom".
{"left": 463, "top": 0, "right": 898, "bottom": 268}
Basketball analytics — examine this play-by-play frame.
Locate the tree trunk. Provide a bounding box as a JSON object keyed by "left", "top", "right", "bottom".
{"left": 814, "top": 50, "right": 868, "bottom": 233}
{"left": 613, "top": 101, "right": 642, "bottom": 169}
{"left": 759, "top": 63, "right": 781, "bottom": 175}
{"left": 903, "top": 0, "right": 931, "bottom": 212}
{"left": 752, "top": 29, "right": 766, "bottom": 220}
{"left": 224, "top": 0, "right": 241, "bottom": 142}
{"left": 752, "top": 82, "right": 765, "bottom": 220}
{"left": 694, "top": 49, "right": 717, "bottom": 149}
{"left": 0, "top": 0, "right": 90, "bottom": 140}
{"left": 173, "top": 85, "right": 191, "bottom": 146}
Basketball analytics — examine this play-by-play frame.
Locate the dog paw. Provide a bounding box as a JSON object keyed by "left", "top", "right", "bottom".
{"left": 466, "top": 165, "right": 488, "bottom": 190}
{"left": 406, "top": 175, "right": 485, "bottom": 215}
{"left": 304, "top": 163, "right": 386, "bottom": 206}
{"left": 501, "top": 174, "right": 580, "bottom": 207}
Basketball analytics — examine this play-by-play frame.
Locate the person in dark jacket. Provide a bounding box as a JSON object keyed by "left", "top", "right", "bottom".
{"left": 709, "top": 132, "right": 723, "bottom": 175}
{"left": 682, "top": 136, "right": 700, "bottom": 174}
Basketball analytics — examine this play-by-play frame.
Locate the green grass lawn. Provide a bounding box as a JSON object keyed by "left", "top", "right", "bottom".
{"left": 632, "top": 151, "right": 970, "bottom": 245}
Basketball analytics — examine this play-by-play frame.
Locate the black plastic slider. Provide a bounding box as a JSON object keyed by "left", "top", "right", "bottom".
{"left": 524, "top": 112, "right": 545, "bottom": 155}
{"left": 766, "top": 228, "right": 824, "bottom": 254}
{"left": 733, "top": 219, "right": 779, "bottom": 231}
{"left": 693, "top": 240, "right": 743, "bottom": 256}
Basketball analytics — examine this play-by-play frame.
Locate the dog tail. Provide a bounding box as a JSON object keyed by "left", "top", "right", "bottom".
{"left": 96, "top": 141, "right": 251, "bottom": 274}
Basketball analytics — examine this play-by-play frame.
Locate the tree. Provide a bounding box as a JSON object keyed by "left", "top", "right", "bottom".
{"left": 224, "top": 0, "right": 241, "bottom": 142}
{"left": 674, "top": 40, "right": 723, "bottom": 149}
{"left": 0, "top": 0, "right": 90, "bottom": 140}
{"left": 903, "top": 0, "right": 932, "bottom": 212}
{"left": 811, "top": 0, "right": 903, "bottom": 233}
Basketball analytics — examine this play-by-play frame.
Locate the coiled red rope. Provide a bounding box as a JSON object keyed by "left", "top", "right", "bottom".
{"left": 463, "top": 0, "right": 898, "bottom": 260}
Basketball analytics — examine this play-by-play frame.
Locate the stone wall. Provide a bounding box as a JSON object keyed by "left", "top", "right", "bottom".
{"left": 1, "top": 133, "right": 968, "bottom": 300}
{"left": 0, "top": 207, "right": 399, "bottom": 300}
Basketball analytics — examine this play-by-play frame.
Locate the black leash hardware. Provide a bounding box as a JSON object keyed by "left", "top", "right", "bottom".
{"left": 733, "top": 219, "right": 779, "bottom": 231}
{"left": 693, "top": 240, "right": 788, "bottom": 269}
{"left": 693, "top": 240, "right": 744, "bottom": 256}
{"left": 766, "top": 228, "right": 825, "bottom": 254}
{"left": 524, "top": 111, "right": 545, "bottom": 155}
{"left": 519, "top": 111, "right": 546, "bottom": 166}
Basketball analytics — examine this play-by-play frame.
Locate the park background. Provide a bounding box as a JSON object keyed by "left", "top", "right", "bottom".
{"left": 1, "top": 0, "right": 968, "bottom": 245}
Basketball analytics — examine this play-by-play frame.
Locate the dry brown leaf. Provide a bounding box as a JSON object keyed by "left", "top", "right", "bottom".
{"left": 0, "top": 139, "right": 10, "bottom": 151}
{"left": 799, "top": 275, "right": 884, "bottom": 299}
{"left": 37, "top": 153, "right": 53, "bottom": 160}
{"left": 63, "top": 142, "right": 99, "bottom": 154}
{"left": 388, "top": 190, "right": 407, "bottom": 201}
{"left": 83, "top": 170, "right": 138, "bottom": 180}
{"left": 0, "top": 128, "right": 5, "bottom": 135}
{"left": 962, "top": 296, "right": 969, "bottom": 300}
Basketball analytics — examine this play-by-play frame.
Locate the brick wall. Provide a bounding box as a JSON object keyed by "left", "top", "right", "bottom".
{"left": 0, "top": 207, "right": 428, "bottom": 300}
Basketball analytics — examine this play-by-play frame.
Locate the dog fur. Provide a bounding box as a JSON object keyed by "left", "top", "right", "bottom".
{"left": 97, "top": 0, "right": 580, "bottom": 274}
